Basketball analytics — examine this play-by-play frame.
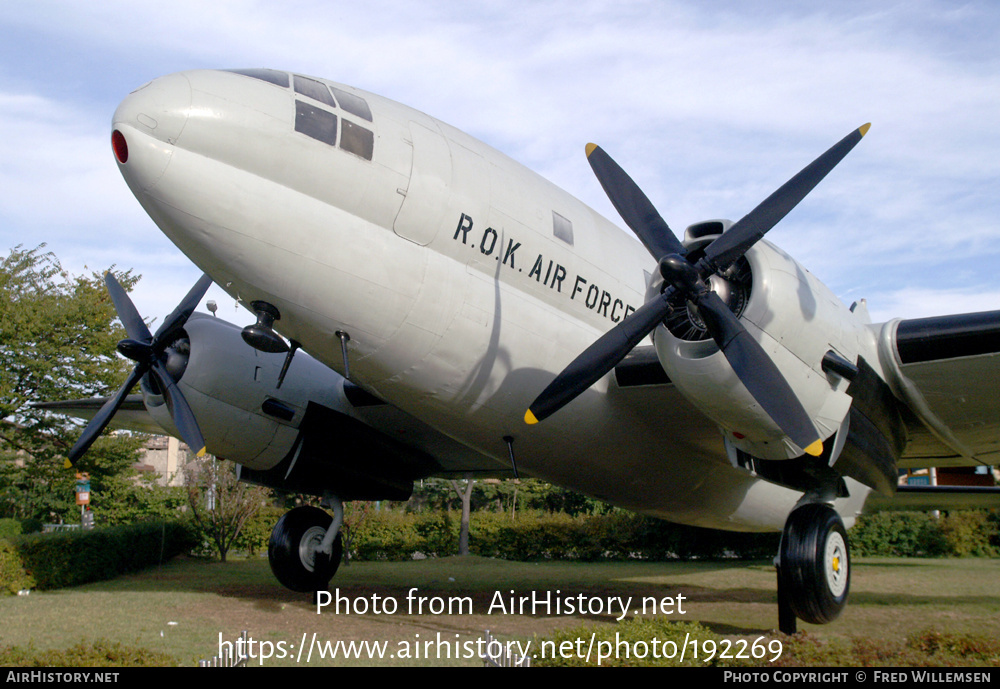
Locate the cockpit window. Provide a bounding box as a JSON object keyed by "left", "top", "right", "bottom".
{"left": 331, "top": 87, "right": 373, "bottom": 122}
{"left": 341, "top": 120, "right": 375, "bottom": 160}
{"left": 282, "top": 74, "right": 375, "bottom": 161}
{"left": 226, "top": 68, "right": 290, "bottom": 88}
{"left": 295, "top": 101, "right": 338, "bottom": 146}
{"left": 294, "top": 75, "right": 337, "bottom": 107}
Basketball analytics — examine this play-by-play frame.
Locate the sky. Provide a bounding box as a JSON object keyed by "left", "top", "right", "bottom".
{"left": 1, "top": 0, "right": 999, "bottom": 326}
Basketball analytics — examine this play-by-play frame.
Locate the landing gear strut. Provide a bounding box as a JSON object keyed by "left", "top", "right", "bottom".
{"left": 268, "top": 498, "right": 344, "bottom": 593}
{"left": 776, "top": 503, "right": 850, "bottom": 634}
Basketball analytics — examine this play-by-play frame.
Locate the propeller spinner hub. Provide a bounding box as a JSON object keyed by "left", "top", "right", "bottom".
{"left": 658, "top": 254, "right": 704, "bottom": 295}
{"left": 117, "top": 338, "right": 154, "bottom": 363}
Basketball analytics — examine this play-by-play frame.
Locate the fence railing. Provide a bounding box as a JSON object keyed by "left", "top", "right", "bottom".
{"left": 481, "top": 630, "right": 531, "bottom": 667}
{"left": 199, "top": 630, "right": 248, "bottom": 667}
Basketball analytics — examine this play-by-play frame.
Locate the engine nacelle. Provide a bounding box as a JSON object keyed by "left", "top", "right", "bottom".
{"left": 140, "top": 314, "right": 327, "bottom": 468}
{"left": 651, "top": 225, "right": 868, "bottom": 460}
{"left": 139, "top": 313, "right": 437, "bottom": 499}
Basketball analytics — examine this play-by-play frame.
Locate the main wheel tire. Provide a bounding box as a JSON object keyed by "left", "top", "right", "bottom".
{"left": 268, "top": 506, "right": 343, "bottom": 593}
{"left": 778, "top": 503, "right": 850, "bottom": 625}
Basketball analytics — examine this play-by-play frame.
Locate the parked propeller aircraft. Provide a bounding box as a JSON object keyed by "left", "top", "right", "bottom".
{"left": 41, "top": 69, "right": 1000, "bottom": 634}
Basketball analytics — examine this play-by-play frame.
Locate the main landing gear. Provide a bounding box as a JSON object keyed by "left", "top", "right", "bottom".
{"left": 775, "top": 503, "right": 850, "bottom": 634}
{"left": 268, "top": 496, "right": 344, "bottom": 593}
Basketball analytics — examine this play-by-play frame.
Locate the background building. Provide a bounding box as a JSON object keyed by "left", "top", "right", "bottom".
{"left": 135, "top": 435, "right": 192, "bottom": 487}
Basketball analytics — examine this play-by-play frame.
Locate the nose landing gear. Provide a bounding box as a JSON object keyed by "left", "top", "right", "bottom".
{"left": 776, "top": 503, "right": 851, "bottom": 634}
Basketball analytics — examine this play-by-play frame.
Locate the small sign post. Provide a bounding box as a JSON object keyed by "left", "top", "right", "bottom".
{"left": 75, "top": 473, "right": 91, "bottom": 525}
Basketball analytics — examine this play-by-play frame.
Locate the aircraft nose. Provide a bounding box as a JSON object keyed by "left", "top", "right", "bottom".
{"left": 111, "top": 73, "right": 192, "bottom": 191}
{"left": 113, "top": 72, "right": 192, "bottom": 146}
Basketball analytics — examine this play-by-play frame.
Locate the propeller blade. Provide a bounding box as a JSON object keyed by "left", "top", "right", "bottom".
{"left": 526, "top": 289, "right": 675, "bottom": 424}
{"left": 150, "top": 360, "right": 206, "bottom": 457}
{"left": 696, "top": 291, "right": 822, "bottom": 456}
{"left": 105, "top": 272, "right": 152, "bottom": 343}
{"left": 153, "top": 273, "right": 213, "bottom": 342}
{"left": 704, "top": 123, "right": 870, "bottom": 271}
{"left": 65, "top": 364, "right": 147, "bottom": 467}
{"left": 586, "top": 144, "right": 687, "bottom": 260}
{"left": 66, "top": 275, "right": 211, "bottom": 468}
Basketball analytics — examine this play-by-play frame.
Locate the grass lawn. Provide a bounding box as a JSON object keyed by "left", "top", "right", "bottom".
{"left": 1, "top": 555, "right": 998, "bottom": 666}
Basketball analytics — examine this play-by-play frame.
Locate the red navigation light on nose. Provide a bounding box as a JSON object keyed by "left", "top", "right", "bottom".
{"left": 112, "top": 130, "right": 128, "bottom": 163}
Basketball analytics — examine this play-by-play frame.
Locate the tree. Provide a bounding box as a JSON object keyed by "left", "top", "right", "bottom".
{"left": 186, "top": 458, "right": 268, "bottom": 561}
{"left": 450, "top": 477, "right": 473, "bottom": 556}
{"left": 95, "top": 469, "right": 189, "bottom": 527}
{"left": 0, "top": 245, "right": 143, "bottom": 522}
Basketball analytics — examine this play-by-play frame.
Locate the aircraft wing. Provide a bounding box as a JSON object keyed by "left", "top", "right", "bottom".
{"left": 864, "top": 485, "right": 1000, "bottom": 511}
{"left": 32, "top": 395, "right": 164, "bottom": 435}
{"left": 882, "top": 310, "right": 1000, "bottom": 469}
{"left": 36, "top": 389, "right": 511, "bottom": 477}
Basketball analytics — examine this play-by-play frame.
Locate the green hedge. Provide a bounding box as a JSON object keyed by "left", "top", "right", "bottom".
{"left": 7, "top": 509, "right": 991, "bottom": 593}
{"left": 1, "top": 521, "right": 198, "bottom": 593}
{"left": 850, "top": 510, "right": 999, "bottom": 557}
{"left": 0, "top": 538, "right": 33, "bottom": 593}
{"left": 0, "top": 518, "right": 24, "bottom": 540}
{"left": 352, "top": 510, "right": 426, "bottom": 561}
{"left": 345, "top": 509, "right": 999, "bottom": 562}
{"left": 346, "top": 510, "right": 783, "bottom": 562}
{"left": 0, "top": 639, "right": 178, "bottom": 667}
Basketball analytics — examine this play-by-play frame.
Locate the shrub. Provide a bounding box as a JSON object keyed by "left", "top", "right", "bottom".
{"left": 0, "top": 539, "right": 34, "bottom": 594}
{"left": 233, "top": 505, "right": 285, "bottom": 557}
{"left": 415, "top": 512, "right": 457, "bottom": 556}
{"left": 351, "top": 510, "right": 421, "bottom": 561}
{"left": 850, "top": 510, "right": 999, "bottom": 558}
{"left": 938, "top": 510, "right": 999, "bottom": 557}
{"left": 537, "top": 622, "right": 1000, "bottom": 667}
{"left": 19, "top": 518, "right": 43, "bottom": 535}
{"left": 1, "top": 521, "right": 197, "bottom": 592}
{"left": 470, "top": 511, "right": 577, "bottom": 560}
{"left": 344, "top": 507, "right": 998, "bottom": 564}
{"left": 849, "top": 512, "right": 945, "bottom": 557}
{"left": 0, "top": 639, "right": 177, "bottom": 667}
{"left": 0, "top": 518, "right": 23, "bottom": 540}
{"left": 536, "top": 618, "right": 725, "bottom": 667}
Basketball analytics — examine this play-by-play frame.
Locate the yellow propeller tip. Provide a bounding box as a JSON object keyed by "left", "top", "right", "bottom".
{"left": 859, "top": 123, "right": 871, "bottom": 137}
{"left": 804, "top": 440, "right": 823, "bottom": 457}
{"left": 524, "top": 409, "right": 539, "bottom": 425}
{"left": 196, "top": 446, "right": 207, "bottom": 458}
{"left": 64, "top": 458, "right": 73, "bottom": 470}
{"left": 585, "top": 143, "right": 598, "bottom": 157}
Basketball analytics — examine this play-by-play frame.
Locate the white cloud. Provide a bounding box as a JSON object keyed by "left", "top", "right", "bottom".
{"left": 862, "top": 285, "right": 1000, "bottom": 324}
{"left": 0, "top": 0, "right": 998, "bottom": 326}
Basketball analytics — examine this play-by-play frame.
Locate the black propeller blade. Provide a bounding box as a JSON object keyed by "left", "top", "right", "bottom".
{"left": 64, "top": 273, "right": 212, "bottom": 468}
{"left": 703, "top": 124, "right": 870, "bottom": 272}
{"left": 586, "top": 144, "right": 687, "bottom": 260}
{"left": 524, "top": 287, "right": 677, "bottom": 425}
{"left": 65, "top": 365, "right": 147, "bottom": 467}
{"left": 155, "top": 273, "right": 215, "bottom": 343}
{"left": 526, "top": 124, "right": 871, "bottom": 458}
{"left": 692, "top": 289, "right": 822, "bottom": 454}
{"left": 105, "top": 269, "right": 152, "bottom": 343}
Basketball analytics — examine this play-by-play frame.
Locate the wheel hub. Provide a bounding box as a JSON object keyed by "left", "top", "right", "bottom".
{"left": 298, "top": 525, "right": 327, "bottom": 573}
{"left": 825, "top": 531, "right": 849, "bottom": 597}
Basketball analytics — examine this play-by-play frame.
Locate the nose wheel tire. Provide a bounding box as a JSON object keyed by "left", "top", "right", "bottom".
{"left": 778, "top": 503, "right": 850, "bottom": 626}
{"left": 268, "top": 506, "right": 343, "bottom": 593}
